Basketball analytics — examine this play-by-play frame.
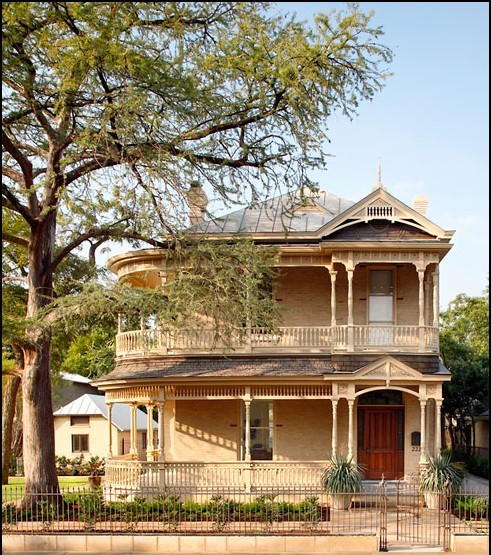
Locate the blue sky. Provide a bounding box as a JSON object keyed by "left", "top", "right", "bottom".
{"left": 272, "top": 2, "right": 489, "bottom": 308}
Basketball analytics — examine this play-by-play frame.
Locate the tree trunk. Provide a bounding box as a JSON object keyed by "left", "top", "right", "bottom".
{"left": 1, "top": 373, "right": 21, "bottom": 484}
{"left": 21, "top": 211, "right": 60, "bottom": 501}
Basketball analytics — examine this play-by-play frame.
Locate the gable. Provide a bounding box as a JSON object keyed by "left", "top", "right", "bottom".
{"left": 318, "top": 188, "right": 452, "bottom": 241}
{"left": 355, "top": 356, "right": 423, "bottom": 384}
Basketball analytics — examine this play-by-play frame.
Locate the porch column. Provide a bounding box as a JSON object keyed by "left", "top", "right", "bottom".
{"left": 432, "top": 268, "right": 440, "bottom": 328}
{"left": 347, "top": 399, "right": 355, "bottom": 459}
{"left": 146, "top": 404, "right": 155, "bottom": 461}
{"left": 117, "top": 313, "right": 123, "bottom": 332}
{"left": 330, "top": 270, "right": 337, "bottom": 327}
{"left": 331, "top": 399, "right": 338, "bottom": 457}
{"left": 419, "top": 399, "right": 427, "bottom": 463}
{"left": 130, "top": 403, "right": 138, "bottom": 458}
{"left": 106, "top": 403, "right": 113, "bottom": 458}
{"left": 347, "top": 269, "right": 354, "bottom": 351}
{"left": 418, "top": 269, "right": 425, "bottom": 352}
{"left": 244, "top": 400, "right": 251, "bottom": 461}
{"left": 157, "top": 401, "right": 166, "bottom": 461}
{"left": 435, "top": 399, "right": 442, "bottom": 454}
{"left": 424, "top": 280, "right": 431, "bottom": 326}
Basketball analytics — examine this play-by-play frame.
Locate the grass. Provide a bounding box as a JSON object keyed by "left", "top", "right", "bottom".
{"left": 2, "top": 476, "right": 89, "bottom": 500}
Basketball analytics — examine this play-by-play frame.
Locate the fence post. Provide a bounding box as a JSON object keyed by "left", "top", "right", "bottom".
{"left": 443, "top": 478, "right": 452, "bottom": 551}
{"left": 379, "top": 475, "right": 388, "bottom": 551}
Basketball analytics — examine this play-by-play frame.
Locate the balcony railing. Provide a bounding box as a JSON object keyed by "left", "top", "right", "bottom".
{"left": 115, "top": 325, "right": 439, "bottom": 358}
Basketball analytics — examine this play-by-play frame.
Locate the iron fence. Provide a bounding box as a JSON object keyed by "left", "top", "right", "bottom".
{"left": 2, "top": 482, "right": 488, "bottom": 551}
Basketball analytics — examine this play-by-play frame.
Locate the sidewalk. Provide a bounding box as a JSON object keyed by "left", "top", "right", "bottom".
{"left": 463, "top": 473, "right": 489, "bottom": 493}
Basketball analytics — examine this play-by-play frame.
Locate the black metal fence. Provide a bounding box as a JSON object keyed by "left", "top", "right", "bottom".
{"left": 2, "top": 482, "right": 488, "bottom": 551}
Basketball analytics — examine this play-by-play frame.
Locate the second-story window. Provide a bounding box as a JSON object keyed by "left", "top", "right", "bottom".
{"left": 369, "top": 269, "right": 394, "bottom": 345}
{"left": 369, "top": 270, "right": 393, "bottom": 323}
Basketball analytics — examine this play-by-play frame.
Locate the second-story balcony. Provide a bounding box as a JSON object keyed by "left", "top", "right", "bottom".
{"left": 115, "top": 325, "right": 439, "bottom": 358}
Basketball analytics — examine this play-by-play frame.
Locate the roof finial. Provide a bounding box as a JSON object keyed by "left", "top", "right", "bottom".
{"left": 373, "top": 157, "right": 385, "bottom": 191}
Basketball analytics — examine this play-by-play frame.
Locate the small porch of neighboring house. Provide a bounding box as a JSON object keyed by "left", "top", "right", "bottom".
{"left": 94, "top": 356, "right": 451, "bottom": 497}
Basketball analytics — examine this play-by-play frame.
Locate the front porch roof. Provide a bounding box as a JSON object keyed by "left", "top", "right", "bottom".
{"left": 92, "top": 356, "right": 334, "bottom": 384}
{"left": 92, "top": 354, "right": 450, "bottom": 388}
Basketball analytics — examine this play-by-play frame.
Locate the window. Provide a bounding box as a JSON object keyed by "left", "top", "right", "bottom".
{"left": 369, "top": 269, "right": 394, "bottom": 345}
{"left": 242, "top": 401, "right": 273, "bottom": 460}
{"left": 72, "top": 434, "right": 89, "bottom": 453}
{"left": 70, "top": 415, "right": 89, "bottom": 426}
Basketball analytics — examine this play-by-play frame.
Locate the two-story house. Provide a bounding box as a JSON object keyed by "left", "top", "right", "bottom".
{"left": 93, "top": 178, "right": 454, "bottom": 493}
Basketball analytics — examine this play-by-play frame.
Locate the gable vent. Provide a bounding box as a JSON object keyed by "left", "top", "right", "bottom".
{"left": 367, "top": 205, "right": 393, "bottom": 218}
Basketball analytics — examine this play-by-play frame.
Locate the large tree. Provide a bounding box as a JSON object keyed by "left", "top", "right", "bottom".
{"left": 2, "top": 2, "right": 393, "bottom": 498}
{"left": 440, "top": 288, "right": 489, "bottom": 451}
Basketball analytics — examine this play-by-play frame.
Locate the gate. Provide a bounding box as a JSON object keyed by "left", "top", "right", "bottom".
{"left": 378, "top": 479, "right": 448, "bottom": 551}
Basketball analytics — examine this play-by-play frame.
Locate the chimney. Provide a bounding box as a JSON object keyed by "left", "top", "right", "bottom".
{"left": 186, "top": 181, "right": 208, "bottom": 226}
{"left": 412, "top": 194, "right": 428, "bottom": 215}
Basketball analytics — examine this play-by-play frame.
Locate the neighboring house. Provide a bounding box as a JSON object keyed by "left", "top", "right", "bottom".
{"left": 53, "top": 393, "right": 157, "bottom": 460}
{"left": 471, "top": 409, "right": 489, "bottom": 460}
{"left": 51, "top": 371, "right": 99, "bottom": 410}
{"left": 93, "top": 179, "right": 454, "bottom": 491}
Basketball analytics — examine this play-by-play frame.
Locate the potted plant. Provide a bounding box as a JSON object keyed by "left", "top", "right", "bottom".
{"left": 86, "top": 456, "right": 105, "bottom": 488}
{"left": 419, "top": 452, "right": 466, "bottom": 509}
{"left": 321, "top": 453, "right": 365, "bottom": 510}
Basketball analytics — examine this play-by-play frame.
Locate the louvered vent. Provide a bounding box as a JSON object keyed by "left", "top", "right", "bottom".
{"left": 367, "top": 205, "right": 393, "bottom": 218}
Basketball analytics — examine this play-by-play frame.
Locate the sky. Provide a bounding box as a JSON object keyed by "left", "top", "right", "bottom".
{"left": 101, "top": 2, "right": 489, "bottom": 311}
{"left": 270, "top": 2, "right": 489, "bottom": 309}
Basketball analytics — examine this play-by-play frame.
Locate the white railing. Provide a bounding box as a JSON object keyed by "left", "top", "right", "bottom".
{"left": 116, "top": 325, "right": 439, "bottom": 357}
{"left": 105, "top": 459, "right": 327, "bottom": 491}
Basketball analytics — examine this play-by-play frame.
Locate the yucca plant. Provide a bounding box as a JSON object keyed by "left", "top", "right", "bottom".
{"left": 321, "top": 454, "right": 365, "bottom": 493}
{"left": 419, "top": 452, "right": 466, "bottom": 493}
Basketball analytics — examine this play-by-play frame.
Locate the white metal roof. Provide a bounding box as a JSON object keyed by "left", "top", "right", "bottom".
{"left": 60, "top": 371, "right": 92, "bottom": 384}
{"left": 53, "top": 393, "right": 157, "bottom": 432}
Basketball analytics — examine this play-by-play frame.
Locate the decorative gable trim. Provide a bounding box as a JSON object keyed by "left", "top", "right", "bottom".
{"left": 354, "top": 356, "right": 423, "bottom": 386}
{"left": 318, "top": 188, "right": 450, "bottom": 240}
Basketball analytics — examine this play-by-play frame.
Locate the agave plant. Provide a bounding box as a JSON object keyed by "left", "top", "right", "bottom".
{"left": 419, "top": 452, "right": 466, "bottom": 493}
{"left": 321, "top": 454, "right": 365, "bottom": 493}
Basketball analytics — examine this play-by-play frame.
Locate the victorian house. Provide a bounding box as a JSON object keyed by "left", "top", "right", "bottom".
{"left": 93, "top": 176, "right": 454, "bottom": 494}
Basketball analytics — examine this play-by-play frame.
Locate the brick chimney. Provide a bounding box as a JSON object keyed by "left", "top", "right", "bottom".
{"left": 186, "top": 181, "right": 208, "bottom": 226}
{"left": 412, "top": 194, "right": 428, "bottom": 215}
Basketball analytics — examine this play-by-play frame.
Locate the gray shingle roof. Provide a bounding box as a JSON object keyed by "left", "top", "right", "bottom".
{"left": 92, "top": 357, "right": 334, "bottom": 383}
{"left": 193, "top": 189, "right": 354, "bottom": 234}
{"left": 53, "top": 393, "right": 157, "bottom": 431}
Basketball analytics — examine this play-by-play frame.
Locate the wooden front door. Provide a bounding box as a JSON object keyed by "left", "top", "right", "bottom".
{"left": 357, "top": 407, "right": 404, "bottom": 480}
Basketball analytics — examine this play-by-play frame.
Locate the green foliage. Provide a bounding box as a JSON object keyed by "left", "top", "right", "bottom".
{"left": 440, "top": 289, "right": 489, "bottom": 452}
{"left": 441, "top": 290, "right": 489, "bottom": 357}
{"left": 450, "top": 449, "right": 489, "bottom": 480}
{"left": 419, "top": 453, "right": 466, "bottom": 493}
{"left": 58, "top": 325, "right": 115, "bottom": 379}
{"left": 40, "top": 241, "right": 283, "bottom": 347}
{"left": 55, "top": 455, "right": 105, "bottom": 477}
{"left": 321, "top": 454, "right": 365, "bottom": 493}
{"left": 453, "top": 495, "right": 488, "bottom": 520}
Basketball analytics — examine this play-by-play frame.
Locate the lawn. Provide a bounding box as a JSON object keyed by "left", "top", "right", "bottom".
{"left": 2, "top": 476, "right": 89, "bottom": 499}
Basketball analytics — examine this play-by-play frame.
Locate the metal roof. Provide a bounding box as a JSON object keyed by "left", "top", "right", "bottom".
{"left": 60, "top": 371, "right": 92, "bottom": 384}
{"left": 193, "top": 188, "right": 355, "bottom": 234}
{"left": 53, "top": 393, "right": 157, "bottom": 431}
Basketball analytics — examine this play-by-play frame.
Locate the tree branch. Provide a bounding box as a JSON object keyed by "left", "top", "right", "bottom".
{"left": 2, "top": 232, "right": 29, "bottom": 248}
{"left": 2, "top": 185, "right": 36, "bottom": 225}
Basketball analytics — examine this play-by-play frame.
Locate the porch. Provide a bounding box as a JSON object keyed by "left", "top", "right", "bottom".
{"left": 115, "top": 324, "right": 439, "bottom": 358}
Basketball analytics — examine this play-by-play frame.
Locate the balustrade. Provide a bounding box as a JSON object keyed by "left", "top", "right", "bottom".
{"left": 105, "top": 459, "right": 327, "bottom": 490}
{"left": 115, "top": 325, "right": 438, "bottom": 357}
